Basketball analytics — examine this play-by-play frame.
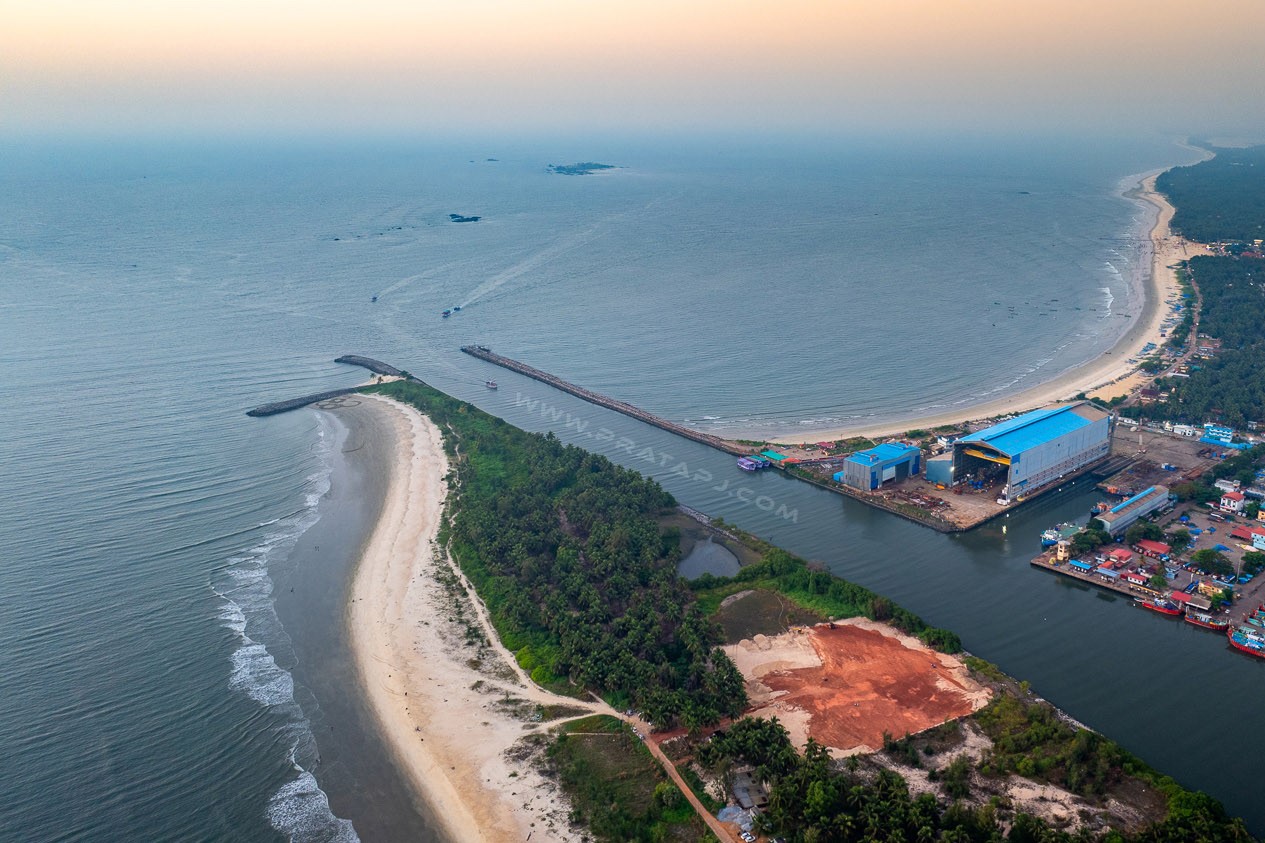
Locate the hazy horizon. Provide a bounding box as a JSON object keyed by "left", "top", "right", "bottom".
{"left": 5, "top": 0, "right": 1265, "bottom": 140}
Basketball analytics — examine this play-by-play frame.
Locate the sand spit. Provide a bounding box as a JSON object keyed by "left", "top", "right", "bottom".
{"left": 775, "top": 172, "right": 1207, "bottom": 444}
{"left": 348, "top": 395, "right": 609, "bottom": 843}
{"left": 725, "top": 619, "right": 990, "bottom": 757}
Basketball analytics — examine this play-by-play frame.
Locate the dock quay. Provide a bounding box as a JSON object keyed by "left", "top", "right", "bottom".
{"left": 1030, "top": 552, "right": 1156, "bottom": 601}
{"left": 460, "top": 345, "right": 747, "bottom": 455}
{"left": 246, "top": 355, "right": 408, "bottom": 416}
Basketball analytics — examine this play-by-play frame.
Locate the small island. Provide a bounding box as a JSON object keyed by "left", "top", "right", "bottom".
{"left": 547, "top": 162, "right": 616, "bottom": 176}
{"left": 448, "top": 213, "right": 481, "bottom": 223}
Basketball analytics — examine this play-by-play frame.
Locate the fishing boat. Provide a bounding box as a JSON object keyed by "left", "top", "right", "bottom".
{"left": 737, "top": 456, "right": 771, "bottom": 472}
{"left": 453, "top": 306, "right": 462, "bottom": 312}
{"left": 371, "top": 295, "right": 378, "bottom": 302}
{"left": 1227, "top": 626, "right": 1265, "bottom": 659}
{"left": 1041, "top": 523, "right": 1080, "bottom": 548}
{"left": 1135, "top": 596, "right": 1182, "bottom": 616}
{"left": 485, "top": 380, "right": 497, "bottom": 390}
{"left": 1089, "top": 501, "right": 1109, "bottom": 517}
{"left": 1184, "top": 608, "right": 1230, "bottom": 631}
{"left": 442, "top": 310, "right": 451, "bottom": 318}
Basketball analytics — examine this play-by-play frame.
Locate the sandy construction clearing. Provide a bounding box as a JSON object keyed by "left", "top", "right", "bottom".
{"left": 725, "top": 619, "right": 990, "bottom": 756}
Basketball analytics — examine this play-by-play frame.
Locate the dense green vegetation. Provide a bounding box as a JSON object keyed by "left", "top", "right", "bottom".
{"left": 368, "top": 379, "right": 1253, "bottom": 841}
{"left": 692, "top": 547, "right": 962, "bottom": 653}
{"left": 1158, "top": 145, "right": 1265, "bottom": 244}
{"left": 1121, "top": 257, "right": 1265, "bottom": 428}
{"left": 374, "top": 379, "right": 746, "bottom": 729}
{"left": 694, "top": 716, "right": 1252, "bottom": 842}
{"left": 547, "top": 715, "right": 704, "bottom": 842}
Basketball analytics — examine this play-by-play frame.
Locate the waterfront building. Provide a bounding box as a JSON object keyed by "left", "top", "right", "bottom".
{"left": 1222, "top": 491, "right": 1246, "bottom": 513}
{"left": 950, "top": 402, "right": 1110, "bottom": 503}
{"left": 1096, "top": 485, "right": 1171, "bottom": 536}
{"left": 834, "top": 442, "right": 921, "bottom": 491}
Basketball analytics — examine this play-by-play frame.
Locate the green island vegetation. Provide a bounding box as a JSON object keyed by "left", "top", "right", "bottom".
{"left": 1158, "top": 145, "right": 1265, "bottom": 243}
{"left": 366, "top": 379, "right": 1252, "bottom": 842}
{"left": 547, "top": 161, "right": 617, "bottom": 175}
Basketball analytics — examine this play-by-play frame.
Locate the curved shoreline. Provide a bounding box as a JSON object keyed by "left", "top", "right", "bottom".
{"left": 345, "top": 395, "right": 589, "bottom": 843}
{"left": 769, "top": 163, "right": 1210, "bottom": 445}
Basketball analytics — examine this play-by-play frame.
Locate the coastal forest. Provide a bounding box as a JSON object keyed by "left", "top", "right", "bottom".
{"left": 1159, "top": 144, "right": 1265, "bottom": 243}
{"left": 695, "top": 716, "right": 1251, "bottom": 843}
{"left": 369, "top": 378, "right": 1253, "bottom": 842}
{"left": 373, "top": 379, "right": 747, "bottom": 729}
{"left": 1121, "top": 255, "right": 1265, "bottom": 427}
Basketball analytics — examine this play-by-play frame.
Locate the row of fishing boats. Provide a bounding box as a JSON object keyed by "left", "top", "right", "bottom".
{"left": 1135, "top": 596, "right": 1265, "bottom": 659}
{"left": 1228, "top": 604, "right": 1265, "bottom": 659}
{"left": 1133, "top": 595, "right": 1229, "bottom": 629}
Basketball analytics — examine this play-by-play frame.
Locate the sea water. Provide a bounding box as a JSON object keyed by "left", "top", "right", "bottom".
{"left": 1, "top": 132, "right": 1234, "bottom": 841}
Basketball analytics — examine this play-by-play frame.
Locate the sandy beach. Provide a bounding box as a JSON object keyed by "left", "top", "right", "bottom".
{"left": 346, "top": 395, "right": 610, "bottom": 843}
{"left": 774, "top": 172, "right": 1208, "bottom": 445}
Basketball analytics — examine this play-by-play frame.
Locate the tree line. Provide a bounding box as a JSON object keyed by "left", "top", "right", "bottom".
{"left": 374, "top": 379, "right": 746, "bottom": 729}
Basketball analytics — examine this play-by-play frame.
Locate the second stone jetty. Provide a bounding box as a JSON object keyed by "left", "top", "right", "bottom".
{"left": 460, "top": 345, "right": 746, "bottom": 455}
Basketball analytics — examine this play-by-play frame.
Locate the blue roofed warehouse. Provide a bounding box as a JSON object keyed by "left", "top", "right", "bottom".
{"left": 950, "top": 402, "right": 1111, "bottom": 503}
{"left": 834, "top": 442, "right": 922, "bottom": 491}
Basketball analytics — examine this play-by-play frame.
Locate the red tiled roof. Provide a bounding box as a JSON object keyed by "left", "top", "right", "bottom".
{"left": 1136, "top": 539, "right": 1171, "bottom": 554}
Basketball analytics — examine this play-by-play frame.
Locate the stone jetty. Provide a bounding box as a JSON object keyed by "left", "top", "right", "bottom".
{"left": 460, "top": 345, "right": 747, "bottom": 455}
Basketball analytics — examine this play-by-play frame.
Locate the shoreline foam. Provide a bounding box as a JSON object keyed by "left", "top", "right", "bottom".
{"left": 770, "top": 165, "right": 1211, "bottom": 445}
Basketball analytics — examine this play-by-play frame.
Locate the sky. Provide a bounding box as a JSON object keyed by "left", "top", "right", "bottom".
{"left": 4, "top": 0, "right": 1265, "bottom": 138}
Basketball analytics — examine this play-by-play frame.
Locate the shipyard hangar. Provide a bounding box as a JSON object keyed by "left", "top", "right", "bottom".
{"left": 947, "top": 402, "right": 1111, "bottom": 504}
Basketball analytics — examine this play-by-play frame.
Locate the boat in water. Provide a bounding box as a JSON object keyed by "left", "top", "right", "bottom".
{"left": 371, "top": 295, "right": 378, "bottom": 302}
{"left": 485, "top": 380, "right": 497, "bottom": 390}
{"left": 1089, "top": 501, "right": 1109, "bottom": 517}
{"left": 1184, "top": 607, "right": 1230, "bottom": 631}
{"left": 1227, "top": 625, "right": 1265, "bottom": 659}
{"left": 453, "top": 306, "right": 462, "bottom": 312}
{"left": 1135, "top": 596, "right": 1182, "bottom": 616}
{"left": 737, "top": 456, "right": 771, "bottom": 472}
{"left": 1041, "top": 522, "right": 1080, "bottom": 548}
{"left": 442, "top": 309, "right": 451, "bottom": 318}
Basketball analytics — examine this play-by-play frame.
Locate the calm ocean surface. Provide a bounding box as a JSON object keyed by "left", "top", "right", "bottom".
{"left": 6, "top": 133, "right": 1257, "bottom": 842}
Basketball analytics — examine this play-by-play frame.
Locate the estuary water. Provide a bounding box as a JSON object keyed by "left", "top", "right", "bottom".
{"left": 4, "top": 132, "right": 1253, "bottom": 842}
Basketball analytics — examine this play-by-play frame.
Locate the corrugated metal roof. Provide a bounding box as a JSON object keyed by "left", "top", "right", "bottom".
{"left": 845, "top": 442, "right": 919, "bottom": 466}
{"left": 958, "top": 405, "right": 1095, "bottom": 457}
{"left": 1109, "top": 486, "right": 1158, "bottom": 514}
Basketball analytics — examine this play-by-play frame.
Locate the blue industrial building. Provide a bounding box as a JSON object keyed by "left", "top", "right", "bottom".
{"left": 951, "top": 402, "right": 1111, "bottom": 503}
{"left": 835, "top": 442, "right": 921, "bottom": 491}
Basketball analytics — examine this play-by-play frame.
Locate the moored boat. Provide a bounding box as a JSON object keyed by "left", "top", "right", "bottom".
{"left": 1184, "top": 609, "right": 1230, "bottom": 631}
{"left": 1041, "top": 522, "right": 1080, "bottom": 548}
{"left": 1227, "top": 625, "right": 1265, "bottom": 659}
{"left": 1135, "top": 596, "right": 1182, "bottom": 616}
